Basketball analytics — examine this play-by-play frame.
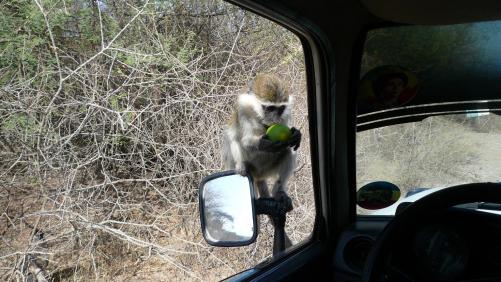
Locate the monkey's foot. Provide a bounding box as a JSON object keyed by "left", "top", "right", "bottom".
{"left": 234, "top": 167, "right": 247, "bottom": 176}
{"left": 274, "top": 191, "right": 293, "bottom": 212}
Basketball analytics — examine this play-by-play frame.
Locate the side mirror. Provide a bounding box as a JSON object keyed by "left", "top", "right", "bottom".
{"left": 199, "top": 171, "right": 257, "bottom": 246}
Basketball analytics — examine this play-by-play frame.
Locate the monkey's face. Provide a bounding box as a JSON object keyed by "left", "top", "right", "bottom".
{"left": 260, "top": 102, "right": 291, "bottom": 125}
{"left": 238, "top": 91, "right": 292, "bottom": 125}
{"left": 250, "top": 74, "right": 292, "bottom": 125}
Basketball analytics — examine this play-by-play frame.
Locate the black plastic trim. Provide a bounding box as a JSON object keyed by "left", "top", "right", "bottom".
{"left": 250, "top": 241, "right": 327, "bottom": 282}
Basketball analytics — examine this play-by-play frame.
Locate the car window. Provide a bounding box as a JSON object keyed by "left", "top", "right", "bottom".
{"left": 0, "top": 0, "right": 315, "bottom": 280}
{"left": 357, "top": 21, "right": 501, "bottom": 215}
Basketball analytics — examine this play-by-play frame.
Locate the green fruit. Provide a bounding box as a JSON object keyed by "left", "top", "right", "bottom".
{"left": 266, "top": 124, "right": 291, "bottom": 142}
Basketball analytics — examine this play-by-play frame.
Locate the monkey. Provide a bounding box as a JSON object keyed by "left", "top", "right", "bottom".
{"left": 221, "top": 74, "right": 301, "bottom": 248}
{"left": 221, "top": 73, "right": 301, "bottom": 203}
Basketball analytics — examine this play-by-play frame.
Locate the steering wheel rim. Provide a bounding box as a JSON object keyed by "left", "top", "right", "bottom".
{"left": 362, "top": 182, "right": 501, "bottom": 282}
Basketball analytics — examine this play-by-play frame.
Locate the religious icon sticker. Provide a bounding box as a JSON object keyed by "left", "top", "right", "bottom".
{"left": 359, "top": 65, "right": 419, "bottom": 113}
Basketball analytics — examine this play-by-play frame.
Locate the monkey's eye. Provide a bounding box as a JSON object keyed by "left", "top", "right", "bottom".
{"left": 263, "top": 105, "right": 277, "bottom": 112}
{"left": 277, "top": 106, "right": 286, "bottom": 115}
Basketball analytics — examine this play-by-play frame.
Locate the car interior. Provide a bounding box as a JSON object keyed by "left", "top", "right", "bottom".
{"left": 215, "top": 0, "right": 501, "bottom": 281}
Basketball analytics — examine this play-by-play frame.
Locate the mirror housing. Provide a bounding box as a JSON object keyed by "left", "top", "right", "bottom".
{"left": 199, "top": 171, "right": 257, "bottom": 247}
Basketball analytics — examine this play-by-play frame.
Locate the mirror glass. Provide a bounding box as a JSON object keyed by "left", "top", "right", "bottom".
{"left": 201, "top": 173, "right": 255, "bottom": 245}
{"left": 357, "top": 181, "right": 401, "bottom": 210}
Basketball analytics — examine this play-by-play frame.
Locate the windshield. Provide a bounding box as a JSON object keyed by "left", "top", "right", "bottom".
{"left": 356, "top": 21, "right": 501, "bottom": 215}
{"left": 358, "top": 20, "right": 501, "bottom": 131}
{"left": 357, "top": 113, "right": 501, "bottom": 214}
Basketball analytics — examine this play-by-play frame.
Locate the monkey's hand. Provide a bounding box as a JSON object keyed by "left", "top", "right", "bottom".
{"left": 288, "top": 127, "right": 302, "bottom": 151}
{"left": 274, "top": 191, "right": 293, "bottom": 213}
{"left": 258, "top": 136, "right": 288, "bottom": 152}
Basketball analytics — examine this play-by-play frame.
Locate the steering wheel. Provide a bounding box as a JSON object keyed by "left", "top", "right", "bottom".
{"left": 362, "top": 182, "right": 501, "bottom": 282}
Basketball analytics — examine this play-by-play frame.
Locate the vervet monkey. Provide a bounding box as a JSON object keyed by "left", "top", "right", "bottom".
{"left": 221, "top": 74, "right": 301, "bottom": 201}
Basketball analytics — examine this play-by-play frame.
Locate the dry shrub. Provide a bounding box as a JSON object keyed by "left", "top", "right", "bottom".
{"left": 0, "top": 0, "right": 314, "bottom": 281}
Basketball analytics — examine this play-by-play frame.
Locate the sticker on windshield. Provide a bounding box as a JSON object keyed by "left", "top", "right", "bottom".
{"left": 358, "top": 66, "right": 419, "bottom": 112}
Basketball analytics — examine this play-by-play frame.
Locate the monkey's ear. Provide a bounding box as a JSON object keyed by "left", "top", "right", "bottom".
{"left": 247, "top": 71, "right": 258, "bottom": 94}
{"left": 247, "top": 78, "right": 255, "bottom": 94}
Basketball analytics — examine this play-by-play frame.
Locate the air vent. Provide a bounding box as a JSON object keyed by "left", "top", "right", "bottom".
{"left": 343, "top": 236, "right": 374, "bottom": 273}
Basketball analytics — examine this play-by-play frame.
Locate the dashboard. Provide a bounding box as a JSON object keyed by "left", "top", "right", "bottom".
{"left": 333, "top": 208, "right": 501, "bottom": 281}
